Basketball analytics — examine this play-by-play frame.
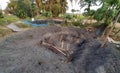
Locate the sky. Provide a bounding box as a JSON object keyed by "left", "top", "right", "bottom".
{"left": 66, "top": 0, "right": 102, "bottom": 13}
{"left": 0, "top": 0, "right": 101, "bottom": 13}
{"left": 0, "top": 0, "right": 10, "bottom": 10}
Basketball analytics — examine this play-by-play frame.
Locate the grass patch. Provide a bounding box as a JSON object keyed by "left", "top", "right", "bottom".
{"left": 0, "top": 28, "right": 12, "bottom": 37}
{"left": 34, "top": 15, "right": 48, "bottom": 19}
{"left": 0, "top": 14, "right": 20, "bottom": 26}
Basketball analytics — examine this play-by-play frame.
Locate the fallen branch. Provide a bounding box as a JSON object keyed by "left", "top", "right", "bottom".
{"left": 41, "top": 41, "right": 67, "bottom": 56}
{"left": 40, "top": 39, "right": 86, "bottom": 63}
{"left": 101, "top": 9, "right": 120, "bottom": 47}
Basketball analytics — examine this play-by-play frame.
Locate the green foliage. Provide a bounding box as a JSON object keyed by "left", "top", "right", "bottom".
{"left": 52, "top": 4, "right": 60, "bottom": 17}
{"left": 105, "top": 9, "right": 117, "bottom": 25}
{"left": 0, "top": 19, "right": 7, "bottom": 26}
{"left": 83, "top": 10, "right": 95, "bottom": 17}
{"left": 75, "top": 15, "right": 85, "bottom": 20}
{"left": 0, "top": 13, "right": 4, "bottom": 18}
{"left": 6, "top": 0, "right": 68, "bottom": 18}
{"left": 93, "top": 8, "right": 105, "bottom": 21}
{"left": 6, "top": 0, "right": 38, "bottom": 18}
{"left": 71, "top": 9, "right": 76, "bottom": 13}
{"left": 15, "top": 9, "right": 27, "bottom": 18}
{"left": 0, "top": 15, "right": 19, "bottom": 26}
{"left": 0, "top": 10, "right": 4, "bottom": 18}
{"left": 64, "top": 14, "right": 73, "bottom": 20}
{"left": 72, "top": 20, "right": 81, "bottom": 26}
{"left": 75, "top": 0, "right": 120, "bottom": 27}
{"left": 42, "top": 11, "right": 52, "bottom": 17}
{"left": 93, "top": 3, "right": 118, "bottom": 25}
{"left": 38, "top": 0, "right": 67, "bottom": 17}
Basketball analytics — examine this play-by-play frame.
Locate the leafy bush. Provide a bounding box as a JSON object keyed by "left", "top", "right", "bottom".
{"left": 0, "top": 13, "right": 4, "bottom": 18}
{"left": 93, "top": 8, "right": 105, "bottom": 21}
{"left": 52, "top": 4, "right": 60, "bottom": 17}
{"left": 15, "top": 9, "right": 27, "bottom": 18}
{"left": 64, "top": 14, "right": 73, "bottom": 20}
{"left": 77, "top": 15, "right": 85, "bottom": 20}
{"left": 6, "top": 0, "right": 38, "bottom": 18}
{"left": 42, "top": 11, "right": 52, "bottom": 17}
{"left": 83, "top": 10, "right": 95, "bottom": 17}
{"left": 72, "top": 20, "right": 81, "bottom": 26}
{"left": 94, "top": 6, "right": 117, "bottom": 25}
{"left": 0, "top": 10, "right": 4, "bottom": 18}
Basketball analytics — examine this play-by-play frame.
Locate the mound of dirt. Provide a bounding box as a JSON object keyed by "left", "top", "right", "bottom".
{"left": 0, "top": 26, "right": 120, "bottom": 73}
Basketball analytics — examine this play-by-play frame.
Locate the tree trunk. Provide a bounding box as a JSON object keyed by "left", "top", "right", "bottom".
{"left": 101, "top": 9, "right": 120, "bottom": 47}
{"left": 35, "top": 0, "right": 40, "bottom": 8}
{"left": 49, "top": 0, "right": 53, "bottom": 13}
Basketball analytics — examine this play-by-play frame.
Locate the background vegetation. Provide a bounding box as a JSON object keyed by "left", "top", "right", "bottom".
{"left": 0, "top": 0, "right": 120, "bottom": 41}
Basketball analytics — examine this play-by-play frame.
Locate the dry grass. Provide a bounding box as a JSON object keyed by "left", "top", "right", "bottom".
{"left": 0, "top": 27, "right": 12, "bottom": 37}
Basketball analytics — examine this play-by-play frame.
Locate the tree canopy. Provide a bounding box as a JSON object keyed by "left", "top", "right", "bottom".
{"left": 6, "top": 0, "right": 68, "bottom": 18}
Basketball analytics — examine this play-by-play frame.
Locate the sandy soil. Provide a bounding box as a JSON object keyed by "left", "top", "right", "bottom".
{"left": 0, "top": 26, "right": 120, "bottom": 73}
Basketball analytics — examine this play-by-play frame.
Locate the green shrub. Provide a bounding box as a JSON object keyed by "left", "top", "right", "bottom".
{"left": 42, "top": 11, "right": 52, "bottom": 17}
{"left": 83, "top": 10, "right": 95, "bottom": 17}
{"left": 0, "top": 13, "right": 4, "bottom": 18}
{"left": 0, "top": 10, "right": 4, "bottom": 18}
{"left": 72, "top": 20, "right": 81, "bottom": 26}
{"left": 77, "top": 15, "right": 85, "bottom": 20}
{"left": 52, "top": 4, "right": 60, "bottom": 17}
{"left": 15, "top": 9, "right": 27, "bottom": 18}
{"left": 64, "top": 14, "right": 73, "bottom": 20}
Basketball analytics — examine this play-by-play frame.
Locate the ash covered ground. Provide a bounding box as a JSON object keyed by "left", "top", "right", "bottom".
{"left": 0, "top": 26, "right": 120, "bottom": 73}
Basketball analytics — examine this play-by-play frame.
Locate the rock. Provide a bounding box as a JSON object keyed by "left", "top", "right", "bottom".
{"left": 7, "top": 23, "right": 22, "bottom": 32}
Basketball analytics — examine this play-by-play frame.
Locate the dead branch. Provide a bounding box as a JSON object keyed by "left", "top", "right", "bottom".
{"left": 41, "top": 41, "right": 67, "bottom": 56}
{"left": 101, "top": 9, "right": 120, "bottom": 47}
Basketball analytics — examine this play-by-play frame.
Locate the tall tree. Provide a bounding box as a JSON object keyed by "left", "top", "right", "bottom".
{"left": 6, "top": 0, "right": 38, "bottom": 18}
{"left": 71, "top": 0, "right": 120, "bottom": 47}
{"left": 36, "top": 0, "right": 67, "bottom": 17}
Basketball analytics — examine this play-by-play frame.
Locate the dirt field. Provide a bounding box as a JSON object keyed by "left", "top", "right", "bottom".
{"left": 0, "top": 26, "right": 120, "bottom": 73}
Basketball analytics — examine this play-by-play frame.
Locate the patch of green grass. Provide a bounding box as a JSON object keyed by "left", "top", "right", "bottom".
{"left": 0, "top": 14, "right": 20, "bottom": 26}
{"left": 5, "top": 15, "right": 20, "bottom": 22}
{"left": 0, "top": 18, "right": 8, "bottom": 26}
{"left": 34, "top": 15, "right": 47, "bottom": 19}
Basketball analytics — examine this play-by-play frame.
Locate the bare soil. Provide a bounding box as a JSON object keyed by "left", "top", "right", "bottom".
{"left": 0, "top": 26, "right": 120, "bottom": 73}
